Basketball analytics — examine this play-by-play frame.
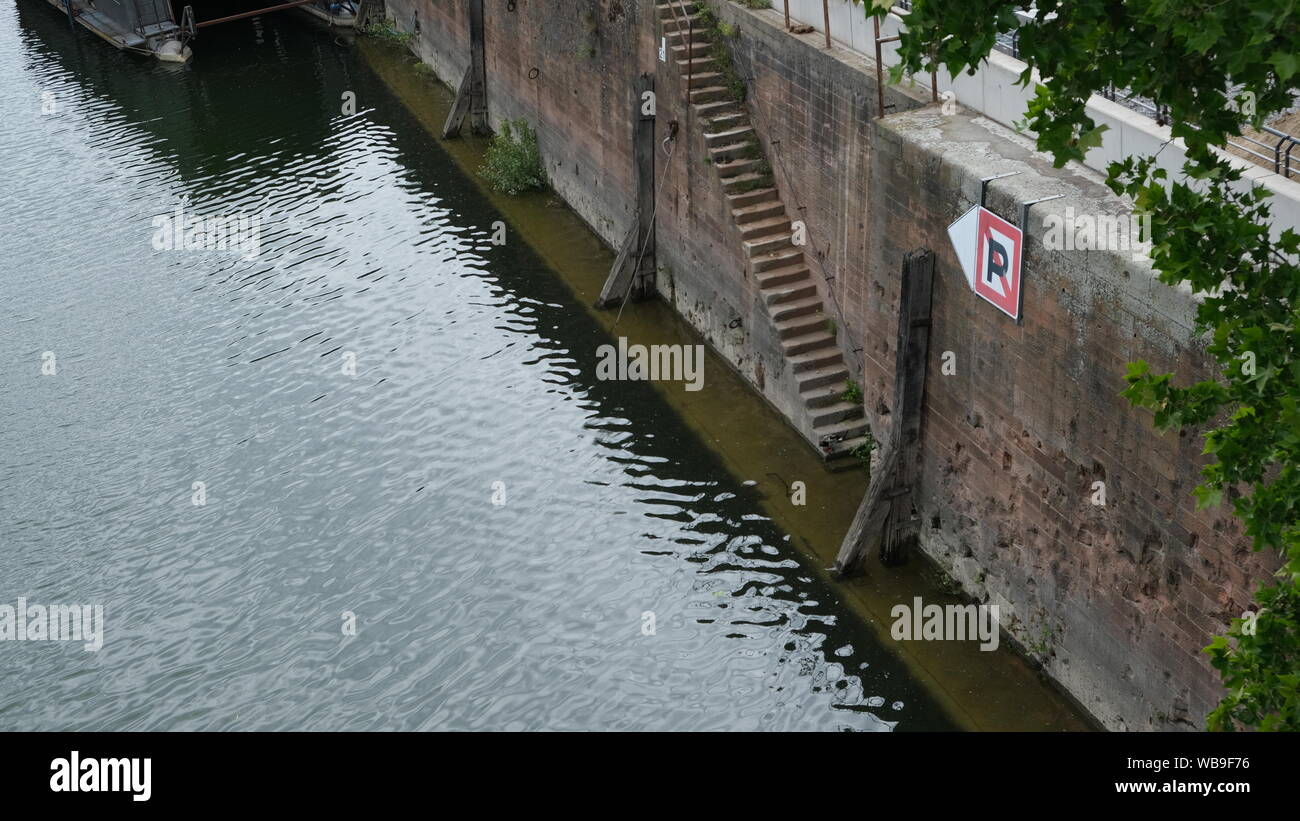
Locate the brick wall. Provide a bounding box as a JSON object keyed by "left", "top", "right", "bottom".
{"left": 865, "top": 111, "right": 1276, "bottom": 729}
{"left": 379, "top": 0, "right": 1277, "bottom": 729}
{"left": 396, "top": 0, "right": 648, "bottom": 247}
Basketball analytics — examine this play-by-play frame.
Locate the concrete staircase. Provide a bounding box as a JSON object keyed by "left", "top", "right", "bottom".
{"left": 659, "top": 1, "right": 869, "bottom": 467}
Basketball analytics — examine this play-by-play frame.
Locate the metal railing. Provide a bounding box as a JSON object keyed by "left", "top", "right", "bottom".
{"left": 779, "top": 1, "right": 831, "bottom": 47}
{"left": 874, "top": 12, "right": 936, "bottom": 117}
{"left": 1224, "top": 125, "right": 1299, "bottom": 178}
{"left": 882, "top": 2, "right": 1300, "bottom": 179}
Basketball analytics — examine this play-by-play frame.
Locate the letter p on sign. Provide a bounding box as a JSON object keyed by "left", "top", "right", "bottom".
{"left": 948, "top": 205, "right": 1024, "bottom": 321}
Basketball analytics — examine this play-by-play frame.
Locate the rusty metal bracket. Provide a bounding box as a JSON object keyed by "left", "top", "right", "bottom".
{"left": 980, "top": 171, "right": 1021, "bottom": 208}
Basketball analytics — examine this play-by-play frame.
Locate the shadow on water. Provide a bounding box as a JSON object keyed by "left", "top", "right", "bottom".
{"left": 4, "top": 2, "right": 1091, "bottom": 730}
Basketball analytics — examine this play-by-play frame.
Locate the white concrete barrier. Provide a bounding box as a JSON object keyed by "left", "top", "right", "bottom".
{"left": 767, "top": 0, "right": 1300, "bottom": 236}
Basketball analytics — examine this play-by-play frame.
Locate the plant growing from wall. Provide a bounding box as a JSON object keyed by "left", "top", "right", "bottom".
{"left": 871, "top": 0, "right": 1300, "bottom": 730}
{"left": 731, "top": 158, "right": 774, "bottom": 193}
{"left": 1026, "top": 623, "right": 1057, "bottom": 659}
{"left": 360, "top": 19, "right": 415, "bottom": 45}
{"left": 479, "top": 119, "right": 547, "bottom": 195}
{"left": 693, "top": 2, "right": 747, "bottom": 103}
{"left": 842, "top": 377, "right": 862, "bottom": 405}
{"left": 851, "top": 428, "right": 877, "bottom": 473}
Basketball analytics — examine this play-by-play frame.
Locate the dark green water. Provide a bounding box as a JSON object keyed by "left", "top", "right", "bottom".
{"left": 0, "top": 3, "right": 1088, "bottom": 731}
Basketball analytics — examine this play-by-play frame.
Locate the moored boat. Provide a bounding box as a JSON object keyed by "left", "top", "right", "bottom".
{"left": 36, "top": 0, "right": 191, "bottom": 61}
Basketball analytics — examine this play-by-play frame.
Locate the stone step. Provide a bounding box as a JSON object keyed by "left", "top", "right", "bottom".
{"left": 751, "top": 247, "right": 803, "bottom": 273}
{"left": 665, "top": 24, "right": 706, "bottom": 40}
{"left": 754, "top": 259, "right": 800, "bottom": 285}
{"left": 708, "top": 140, "right": 755, "bottom": 160}
{"left": 763, "top": 282, "right": 817, "bottom": 305}
{"left": 686, "top": 71, "right": 724, "bottom": 89}
{"left": 821, "top": 434, "right": 872, "bottom": 467}
{"left": 732, "top": 198, "right": 785, "bottom": 223}
{"left": 739, "top": 215, "right": 791, "bottom": 240}
{"left": 705, "top": 125, "right": 755, "bottom": 148}
{"left": 727, "top": 186, "right": 778, "bottom": 208}
{"left": 655, "top": 1, "right": 692, "bottom": 10}
{"left": 795, "top": 361, "right": 848, "bottom": 391}
{"left": 782, "top": 329, "right": 837, "bottom": 357}
{"left": 695, "top": 100, "right": 743, "bottom": 120}
{"left": 660, "top": 6, "right": 700, "bottom": 20}
{"left": 801, "top": 383, "right": 847, "bottom": 409}
{"left": 670, "top": 39, "right": 712, "bottom": 57}
{"left": 810, "top": 400, "right": 864, "bottom": 428}
{"left": 815, "top": 417, "right": 870, "bottom": 443}
{"left": 771, "top": 294, "right": 823, "bottom": 321}
{"left": 690, "top": 86, "right": 733, "bottom": 104}
{"left": 775, "top": 312, "right": 825, "bottom": 340}
{"left": 706, "top": 111, "right": 750, "bottom": 131}
{"left": 670, "top": 36, "right": 712, "bottom": 51}
{"left": 661, "top": 12, "right": 703, "bottom": 30}
{"left": 789, "top": 346, "right": 844, "bottom": 373}
{"left": 681, "top": 56, "right": 718, "bottom": 73}
{"left": 715, "top": 156, "right": 763, "bottom": 178}
{"left": 755, "top": 263, "right": 809, "bottom": 288}
{"left": 743, "top": 233, "right": 793, "bottom": 257}
{"left": 721, "top": 172, "right": 770, "bottom": 195}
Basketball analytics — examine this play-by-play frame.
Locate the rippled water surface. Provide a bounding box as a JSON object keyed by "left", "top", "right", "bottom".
{"left": 0, "top": 5, "right": 971, "bottom": 730}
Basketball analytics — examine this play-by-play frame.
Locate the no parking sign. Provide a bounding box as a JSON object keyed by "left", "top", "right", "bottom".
{"left": 947, "top": 205, "right": 1024, "bottom": 321}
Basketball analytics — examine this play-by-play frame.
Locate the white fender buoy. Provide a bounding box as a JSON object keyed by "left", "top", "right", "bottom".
{"left": 155, "top": 40, "right": 192, "bottom": 63}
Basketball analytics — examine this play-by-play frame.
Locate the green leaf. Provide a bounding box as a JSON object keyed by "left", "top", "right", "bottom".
{"left": 1195, "top": 485, "right": 1224, "bottom": 510}
{"left": 1271, "top": 50, "right": 1300, "bottom": 81}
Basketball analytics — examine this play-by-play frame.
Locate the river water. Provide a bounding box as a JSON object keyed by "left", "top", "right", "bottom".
{"left": 0, "top": 4, "right": 1088, "bottom": 731}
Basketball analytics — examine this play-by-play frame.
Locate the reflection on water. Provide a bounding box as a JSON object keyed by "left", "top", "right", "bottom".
{"left": 0, "top": 4, "right": 969, "bottom": 730}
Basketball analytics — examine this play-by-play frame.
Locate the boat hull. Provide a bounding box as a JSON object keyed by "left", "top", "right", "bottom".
{"left": 36, "top": 0, "right": 190, "bottom": 61}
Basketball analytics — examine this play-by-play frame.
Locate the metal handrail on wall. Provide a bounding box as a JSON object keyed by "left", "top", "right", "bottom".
{"left": 1097, "top": 84, "right": 1298, "bottom": 179}
{"left": 873, "top": 12, "right": 937, "bottom": 118}
{"left": 1227, "top": 125, "right": 1299, "bottom": 178}
{"left": 779, "top": 1, "right": 831, "bottom": 48}
{"left": 777, "top": 2, "right": 937, "bottom": 116}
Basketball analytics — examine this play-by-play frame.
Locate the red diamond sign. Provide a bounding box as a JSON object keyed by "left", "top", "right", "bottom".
{"left": 947, "top": 205, "right": 1024, "bottom": 321}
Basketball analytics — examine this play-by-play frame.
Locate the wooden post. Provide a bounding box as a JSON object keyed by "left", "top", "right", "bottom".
{"left": 822, "top": 0, "right": 831, "bottom": 48}
{"left": 833, "top": 248, "right": 935, "bottom": 575}
{"left": 597, "top": 226, "right": 640, "bottom": 309}
{"left": 881, "top": 248, "right": 935, "bottom": 564}
{"left": 442, "top": 0, "right": 488, "bottom": 138}
{"left": 632, "top": 73, "right": 656, "bottom": 300}
{"left": 356, "top": 0, "right": 386, "bottom": 32}
{"left": 783, "top": 0, "right": 790, "bottom": 30}
{"left": 596, "top": 73, "right": 657, "bottom": 308}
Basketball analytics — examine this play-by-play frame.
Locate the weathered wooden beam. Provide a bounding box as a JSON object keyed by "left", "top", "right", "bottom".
{"left": 632, "top": 73, "right": 656, "bottom": 299}
{"left": 596, "top": 221, "right": 640, "bottom": 309}
{"left": 442, "top": 0, "right": 487, "bottom": 138}
{"left": 882, "top": 248, "right": 935, "bottom": 565}
{"left": 833, "top": 248, "right": 936, "bottom": 575}
{"left": 832, "top": 439, "right": 899, "bottom": 576}
{"left": 596, "top": 74, "right": 657, "bottom": 308}
{"left": 442, "top": 66, "right": 475, "bottom": 139}
{"left": 355, "top": 0, "right": 384, "bottom": 29}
